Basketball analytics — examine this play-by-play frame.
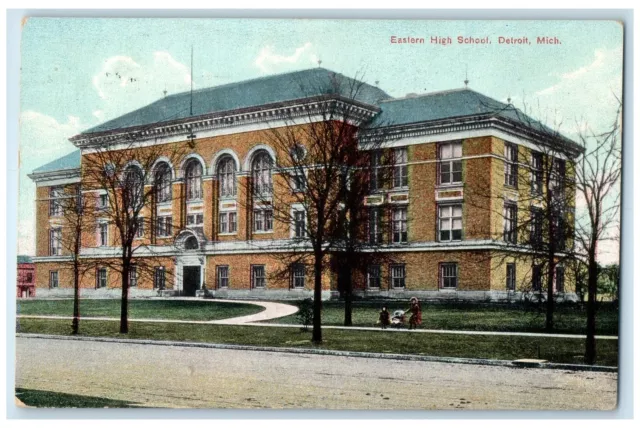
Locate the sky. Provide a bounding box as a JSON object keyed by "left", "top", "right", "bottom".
{"left": 18, "top": 18, "right": 623, "bottom": 263}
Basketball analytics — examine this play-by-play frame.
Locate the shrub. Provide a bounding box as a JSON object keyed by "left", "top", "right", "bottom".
{"left": 297, "top": 298, "right": 314, "bottom": 331}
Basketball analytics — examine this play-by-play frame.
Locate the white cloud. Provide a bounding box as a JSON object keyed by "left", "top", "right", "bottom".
{"left": 531, "top": 46, "right": 622, "bottom": 139}
{"left": 254, "top": 42, "right": 318, "bottom": 73}
{"left": 18, "top": 111, "right": 86, "bottom": 255}
{"left": 91, "top": 52, "right": 193, "bottom": 124}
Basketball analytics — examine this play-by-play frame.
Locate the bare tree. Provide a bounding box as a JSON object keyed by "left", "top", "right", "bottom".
{"left": 573, "top": 100, "right": 622, "bottom": 364}
{"left": 50, "top": 182, "right": 96, "bottom": 334}
{"left": 81, "top": 141, "right": 186, "bottom": 334}
{"left": 243, "top": 70, "right": 391, "bottom": 342}
{"left": 465, "top": 97, "right": 582, "bottom": 331}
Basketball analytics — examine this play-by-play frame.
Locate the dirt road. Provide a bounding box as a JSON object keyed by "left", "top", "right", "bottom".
{"left": 15, "top": 336, "right": 617, "bottom": 410}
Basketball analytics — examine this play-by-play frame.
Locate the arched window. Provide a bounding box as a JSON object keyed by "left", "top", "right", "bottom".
{"left": 184, "top": 236, "right": 199, "bottom": 250}
{"left": 217, "top": 156, "right": 236, "bottom": 197}
{"left": 184, "top": 159, "right": 203, "bottom": 201}
{"left": 123, "top": 165, "right": 143, "bottom": 210}
{"left": 155, "top": 163, "right": 172, "bottom": 203}
{"left": 252, "top": 152, "right": 273, "bottom": 195}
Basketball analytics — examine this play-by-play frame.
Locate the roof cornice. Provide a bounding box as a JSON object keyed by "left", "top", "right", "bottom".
{"left": 27, "top": 167, "right": 81, "bottom": 184}
{"left": 70, "top": 95, "right": 381, "bottom": 149}
{"left": 360, "top": 114, "right": 584, "bottom": 158}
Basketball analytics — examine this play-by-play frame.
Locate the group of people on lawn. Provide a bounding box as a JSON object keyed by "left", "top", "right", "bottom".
{"left": 378, "top": 297, "right": 422, "bottom": 330}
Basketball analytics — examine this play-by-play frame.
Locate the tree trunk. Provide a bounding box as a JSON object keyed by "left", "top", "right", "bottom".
{"left": 312, "top": 254, "right": 323, "bottom": 344}
{"left": 120, "top": 262, "right": 129, "bottom": 334}
{"left": 343, "top": 265, "right": 353, "bottom": 327}
{"left": 585, "top": 251, "right": 598, "bottom": 365}
{"left": 71, "top": 258, "right": 80, "bottom": 335}
{"left": 546, "top": 260, "right": 555, "bottom": 332}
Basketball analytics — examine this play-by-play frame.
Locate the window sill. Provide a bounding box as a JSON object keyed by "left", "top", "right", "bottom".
{"left": 436, "top": 183, "right": 463, "bottom": 189}
{"left": 253, "top": 231, "right": 274, "bottom": 234}
{"left": 218, "top": 232, "right": 238, "bottom": 236}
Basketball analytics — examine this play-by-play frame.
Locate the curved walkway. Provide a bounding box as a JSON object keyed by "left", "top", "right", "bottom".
{"left": 209, "top": 299, "right": 299, "bottom": 324}
{"left": 17, "top": 299, "right": 299, "bottom": 326}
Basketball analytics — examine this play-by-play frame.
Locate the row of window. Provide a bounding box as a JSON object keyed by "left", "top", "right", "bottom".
{"left": 502, "top": 203, "right": 567, "bottom": 249}
{"left": 46, "top": 262, "right": 566, "bottom": 292}
{"left": 47, "top": 143, "right": 568, "bottom": 220}
{"left": 368, "top": 204, "right": 462, "bottom": 244}
{"left": 504, "top": 142, "right": 567, "bottom": 193}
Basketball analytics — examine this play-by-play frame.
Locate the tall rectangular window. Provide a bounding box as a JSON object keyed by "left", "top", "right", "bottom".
{"left": 96, "top": 268, "right": 107, "bottom": 289}
{"left": 129, "top": 265, "right": 137, "bottom": 288}
{"left": 49, "top": 187, "right": 63, "bottom": 216}
{"left": 97, "top": 192, "right": 109, "bottom": 210}
{"left": 154, "top": 267, "right": 166, "bottom": 290}
{"left": 440, "top": 263, "right": 458, "bottom": 289}
{"left": 187, "top": 213, "right": 204, "bottom": 227}
{"left": 49, "top": 228, "right": 62, "bottom": 256}
{"left": 393, "top": 148, "right": 408, "bottom": 188}
{"left": 438, "top": 204, "right": 463, "bottom": 242}
{"left": 530, "top": 207, "right": 543, "bottom": 248}
{"left": 370, "top": 150, "right": 382, "bottom": 192}
{"left": 291, "top": 171, "right": 306, "bottom": 192}
{"left": 392, "top": 207, "right": 408, "bottom": 243}
{"left": 368, "top": 208, "right": 382, "bottom": 244}
{"left": 532, "top": 264, "right": 542, "bottom": 292}
{"left": 552, "top": 213, "right": 567, "bottom": 251}
{"left": 219, "top": 212, "right": 228, "bottom": 233}
{"left": 135, "top": 217, "right": 144, "bottom": 238}
{"left": 291, "top": 264, "right": 305, "bottom": 289}
{"left": 293, "top": 209, "right": 306, "bottom": 238}
{"left": 156, "top": 216, "right": 172, "bottom": 237}
{"left": 251, "top": 265, "right": 266, "bottom": 289}
{"left": 504, "top": 143, "right": 518, "bottom": 187}
{"left": 367, "top": 265, "right": 381, "bottom": 289}
{"left": 550, "top": 158, "right": 566, "bottom": 193}
{"left": 438, "top": 141, "right": 463, "bottom": 185}
{"left": 49, "top": 271, "right": 59, "bottom": 288}
{"left": 531, "top": 152, "right": 543, "bottom": 194}
{"left": 254, "top": 209, "right": 273, "bottom": 232}
{"left": 98, "top": 222, "right": 108, "bottom": 247}
{"left": 217, "top": 265, "right": 229, "bottom": 289}
{"left": 555, "top": 265, "right": 565, "bottom": 293}
{"left": 390, "top": 264, "right": 406, "bottom": 289}
{"left": 503, "top": 203, "right": 518, "bottom": 244}
{"left": 506, "top": 263, "right": 516, "bottom": 291}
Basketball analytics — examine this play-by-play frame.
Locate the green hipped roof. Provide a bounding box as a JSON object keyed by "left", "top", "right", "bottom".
{"left": 369, "top": 88, "right": 554, "bottom": 132}
{"left": 82, "top": 68, "right": 391, "bottom": 135}
{"left": 31, "top": 149, "right": 81, "bottom": 174}
{"left": 33, "top": 68, "right": 578, "bottom": 176}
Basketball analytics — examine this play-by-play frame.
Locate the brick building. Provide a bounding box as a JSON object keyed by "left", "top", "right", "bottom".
{"left": 28, "top": 68, "right": 582, "bottom": 300}
{"left": 17, "top": 255, "right": 36, "bottom": 298}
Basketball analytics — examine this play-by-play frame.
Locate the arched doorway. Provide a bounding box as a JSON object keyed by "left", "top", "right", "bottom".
{"left": 175, "top": 231, "right": 204, "bottom": 297}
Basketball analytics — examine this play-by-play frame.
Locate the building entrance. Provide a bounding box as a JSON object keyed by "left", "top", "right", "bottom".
{"left": 182, "top": 266, "right": 201, "bottom": 296}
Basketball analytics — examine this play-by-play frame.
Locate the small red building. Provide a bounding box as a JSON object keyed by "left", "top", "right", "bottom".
{"left": 17, "top": 256, "right": 36, "bottom": 298}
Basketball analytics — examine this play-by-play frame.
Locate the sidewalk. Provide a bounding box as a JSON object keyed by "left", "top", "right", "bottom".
{"left": 18, "top": 312, "right": 618, "bottom": 341}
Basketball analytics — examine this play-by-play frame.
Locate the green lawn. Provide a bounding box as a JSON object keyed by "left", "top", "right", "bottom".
{"left": 17, "top": 318, "right": 618, "bottom": 366}
{"left": 17, "top": 299, "right": 263, "bottom": 321}
{"left": 16, "top": 388, "right": 137, "bottom": 408}
{"left": 274, "top": 301, "right": 619, "bottom": 335}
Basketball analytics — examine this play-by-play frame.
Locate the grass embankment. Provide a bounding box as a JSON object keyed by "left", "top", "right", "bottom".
{"left": 15, "top": 388, "right": 136, "bottom": 408}
{"left": 17, "top": 299, "right": 262, "bottom": 321}
{"left": 17, "top": 318, "right": 618, "bottom": 366}
{"left": 272, "top": 301, "right": 619, "bottom": 335}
